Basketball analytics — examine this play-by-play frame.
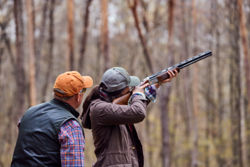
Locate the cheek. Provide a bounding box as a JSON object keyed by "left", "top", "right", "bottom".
{"left": 80, "top": 95, "right": 84, "bottom": 101}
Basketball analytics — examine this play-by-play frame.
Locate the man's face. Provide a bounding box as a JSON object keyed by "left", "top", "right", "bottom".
{"left": 76, "top": 88, "right": 86, "bottom": 108}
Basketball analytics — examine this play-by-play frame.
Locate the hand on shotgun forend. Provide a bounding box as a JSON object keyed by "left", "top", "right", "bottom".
{"left": 155, "top": 69, "right": 179, "bottom": 88}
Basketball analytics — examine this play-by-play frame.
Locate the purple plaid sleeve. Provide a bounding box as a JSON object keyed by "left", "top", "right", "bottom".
{"left": 58, "top": 119, "right": 85, "bottom": 167}
{"left": 144, "top": 85, "right": 157, "bottom": 102}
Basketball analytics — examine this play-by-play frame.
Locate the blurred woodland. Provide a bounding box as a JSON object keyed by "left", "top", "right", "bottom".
{"left": 0, "top": 0, "right": 250, "bottom": 167}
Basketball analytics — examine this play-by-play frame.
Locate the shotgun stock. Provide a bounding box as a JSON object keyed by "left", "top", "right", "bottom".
{"left": 113, "top": 92, "right": 132, "bottom": 104}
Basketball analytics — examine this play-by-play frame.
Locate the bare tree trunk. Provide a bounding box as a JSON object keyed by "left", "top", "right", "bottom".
{"left": 208, "top": 0, "right": 227, "bottom": 166}
{"left": 229, "top": 38, "right": 242, "bottom": 167}
{"left": 160, "top": 1, "right": 176, "bottom": 167}
{"left": 128, "top": 0, "right": 153, "bottom": 73}
{"left": 215, "top": 29, "right": 226, "bottom": 167}
{"left": 152, "top": 0, "right": 161, "bottom": 28}
{"left": 191, "top": 0, "right": 199, "bottom": 166}
{"left": 101, "top": 0, "right": 110, "bottom": 71}
{"left": 237, "top": 1, "right": 249, "bottom": 166}
{"left": 26, "top": 0, "right": 37, "bottom": 106}
{"left": 205, "top": 1, "right": 218, "bottom": 166}
{"left": 67, "top": 0, "right": 75, "bottom": 70}
{"left": 11, "top": 0, "right": 26, "bottom": 149}
{"left": 96, "top": 37, "right": 102, "bottom": 79}
{"left": 0, "top": 12, "right": 15, "bottom": 70}
{"left": 237, "top": 0, "right": 250, "bottom": 108}
{"left": 227, "top": 1, "right": 243, "bottom": 167}
{"left": 159, "top": 88, "right": 171, "bottom": 167}
{"left": 204, "top": 74, "right": 212, "bottom": 167}
{"left": 42, "top": 0, "right": 55, "bottom": 102}
{"left": 180, "top": 1, "right": 193, "bottom": 166}
{"left": 0, "top": 45, "right": 3, "bottom": 75}
{"left": 35, "top": 1, "right": 49, "bottom": 79}
{"left": 139, "top": 0, "right": 149, "bottom": 33}
{"left": 239, "top": 38, "right": 248, "bottom": 167}
{"left": 167, "top": 0, "right": 174, "bottom": 42}
{"left": 0, "top": 4, "right": 13, "bottom": 74}
{"left": 246, "top": 0, "right": 250, "bottom": 162}
{"left": 13, "top": 0, "right": 26, "bottom": 123}
{"left": 78, "top": 0, "right": 93, "bottom": 72}
{"left": 144, "top": 113, "right": 153, "bottom": 167}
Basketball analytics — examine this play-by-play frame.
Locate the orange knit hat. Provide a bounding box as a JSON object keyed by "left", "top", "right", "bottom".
{"left": 53, "top": 71, "right": 93, "bottom": 97}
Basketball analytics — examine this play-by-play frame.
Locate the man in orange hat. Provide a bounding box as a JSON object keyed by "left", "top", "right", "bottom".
{"left": 11, "top": 71, "right": 93, "bottom": 167}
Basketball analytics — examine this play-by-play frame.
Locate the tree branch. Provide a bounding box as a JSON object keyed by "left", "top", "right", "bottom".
{"left": 128, "top": 0, "right": 154, "bottom": 73}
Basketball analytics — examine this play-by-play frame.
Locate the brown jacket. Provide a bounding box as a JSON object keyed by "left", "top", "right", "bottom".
{"left": 82, "top": 95, "right": 147, "bottom": 167}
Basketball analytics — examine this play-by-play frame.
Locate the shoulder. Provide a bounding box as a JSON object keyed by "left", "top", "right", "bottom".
{"left": 24, "top": 102, "right": 49, "bottom": 115}
{"left": 59, "top": 119, "right": 83, "bottom": 138}
{"left": 61, "top": 119, "right": 81, "bottom": 129}
{"left": 89, "top": 99, "right": 114, "bottom": 118}
{"left": 90, "top": 99, "right": 109, "bottom": 112}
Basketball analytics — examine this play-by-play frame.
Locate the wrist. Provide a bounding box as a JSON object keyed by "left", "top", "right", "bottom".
{"left": 132, "top": 92, "right": 146, "bottom": 99}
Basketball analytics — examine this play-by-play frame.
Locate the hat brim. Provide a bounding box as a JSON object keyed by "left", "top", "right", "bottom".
{"left": 128, "top": 76, "right": 140, "bottom": 87}
{"left": 82, "top": 76, "right": 93, "bottom": 88}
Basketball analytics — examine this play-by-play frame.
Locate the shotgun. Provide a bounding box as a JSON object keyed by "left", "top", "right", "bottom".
{"left": 113, "top": 51, "right": 212, "bottom": 104}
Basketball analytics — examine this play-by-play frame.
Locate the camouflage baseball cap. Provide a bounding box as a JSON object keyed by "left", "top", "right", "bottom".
{"left": 101, "top": 67, "right": 140, "bottom": 92}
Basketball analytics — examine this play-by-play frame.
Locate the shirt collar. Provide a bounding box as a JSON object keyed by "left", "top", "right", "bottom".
{"left": 51, "top": 98, "right": 80, "bottom": 118}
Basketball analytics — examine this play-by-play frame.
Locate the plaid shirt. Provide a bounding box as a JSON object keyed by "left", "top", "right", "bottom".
{"left": 144, "top": 85, "right": 157, "bottom": 102}
{"left": 58, "top": 119, "right": 85, "bottom": 167}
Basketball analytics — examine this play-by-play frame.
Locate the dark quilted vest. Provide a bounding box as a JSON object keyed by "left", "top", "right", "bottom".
{"left": 11, "top": 99, "right": 80, "bottom": 167}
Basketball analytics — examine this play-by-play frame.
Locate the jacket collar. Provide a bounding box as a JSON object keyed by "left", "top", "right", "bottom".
{"left": 51, "top": 98, "right": 79, "bottom": 118}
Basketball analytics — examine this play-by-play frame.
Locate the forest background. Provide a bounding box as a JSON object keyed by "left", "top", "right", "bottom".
{"left": 0, "top": 0, "right": 250, "bottom": 167}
